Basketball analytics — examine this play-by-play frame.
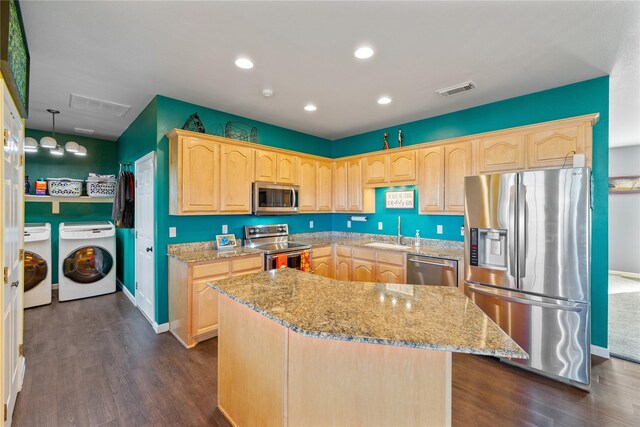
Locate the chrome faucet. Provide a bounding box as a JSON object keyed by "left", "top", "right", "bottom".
{"left": 397, "top": 216, "right": 402, "bottom": 245}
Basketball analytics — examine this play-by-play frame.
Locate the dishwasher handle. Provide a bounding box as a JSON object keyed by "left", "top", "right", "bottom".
{"left": 408, "top": 257, "right": 455, "bottom": 269}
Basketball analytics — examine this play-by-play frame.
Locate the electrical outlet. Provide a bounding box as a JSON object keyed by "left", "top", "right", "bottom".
{"left": 347, "top": 220, "right": 352, "bottom": 229}
{"left": 378, "top": 222, "right": 383, "bottom": 231}
{"left": 169, "top": 227, "right": 176, "bottom": 238}
{"left": 437, "top": 225, "right": 443, "bottom": 234}
{"left": 460, "top": 226, "right": 464, "bottom": 236}
{"left": 309, "top": 220, "right": 314, "bottom": 229}
{"left": 222, "top": 225, "right": 228, "bottom": 234}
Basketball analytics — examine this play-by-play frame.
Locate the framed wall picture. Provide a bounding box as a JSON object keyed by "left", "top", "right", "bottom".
{"left": 609, "top": 176, "right": 640, "bottom": 194}
{"left": 385, "top": 190, "right": 414, "bottom": 209}
{"left": 0, "top": 0, "right": 30, "bottom": 117}
{"left": 216, "top": 234, "right": 237, "bottom": 250}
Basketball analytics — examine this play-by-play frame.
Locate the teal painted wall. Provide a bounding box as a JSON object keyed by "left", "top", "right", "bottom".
{"left": 331, "top": 77, "right": 609, "bottom": 348}
{"left": 24, "top": 129, "right": 117, "bottom": 284}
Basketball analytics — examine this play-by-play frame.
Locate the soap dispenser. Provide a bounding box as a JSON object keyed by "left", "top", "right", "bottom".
{"left": 415, "top": 230, "right": 421, "bottom": 247}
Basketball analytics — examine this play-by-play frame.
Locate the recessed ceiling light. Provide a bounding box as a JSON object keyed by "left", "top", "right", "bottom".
{"left": 304, "top": 104, "right": 317, "bottom": 112}
{"left": 377, "top": 96, "right": 392, "bottom": 105}
{"left": 235, "top": 57, "right": 254, "bottom": 69}
{"left": 354, "top": 46, "right": 375, "bottom": 59}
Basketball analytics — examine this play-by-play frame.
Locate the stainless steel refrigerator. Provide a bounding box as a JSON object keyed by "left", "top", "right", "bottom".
{"left": 464, "top": 167, "right": 591, "bottom": 388}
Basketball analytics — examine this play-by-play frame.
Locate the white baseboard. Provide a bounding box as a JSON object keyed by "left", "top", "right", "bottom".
{"left": 51, "top": 283, "right": 58, "bottom": 289}
{"left": 19, "top": 356, "right": 26, "bottom": 391}
{"left": 116, "top": 279, "right": 136, "bottom": 306}
{"left": 153, "top": 322, "right": 169, "bottom": 334}
{"left": 591, "top": 344, "right": 610, "bottom": 358}
{"left": 609, "top": 270, "right": 640, "bottom": 279}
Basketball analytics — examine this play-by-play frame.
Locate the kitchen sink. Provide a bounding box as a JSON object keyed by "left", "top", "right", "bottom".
{"left": 364, "top": 242, "right": 410, "bottom": 250}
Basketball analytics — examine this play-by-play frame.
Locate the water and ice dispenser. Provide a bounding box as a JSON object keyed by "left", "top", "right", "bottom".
{"left": 469, "top": 228, "right": 508, "bottom": 270}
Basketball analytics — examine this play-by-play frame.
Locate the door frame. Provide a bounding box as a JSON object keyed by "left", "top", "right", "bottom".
{"left": 134, "top": 151, "right": 156, "bottom": 326}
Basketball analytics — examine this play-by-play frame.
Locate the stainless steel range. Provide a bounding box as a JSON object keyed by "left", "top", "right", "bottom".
{"left": 244, "top": 224, "right": 312, "bottom": 272}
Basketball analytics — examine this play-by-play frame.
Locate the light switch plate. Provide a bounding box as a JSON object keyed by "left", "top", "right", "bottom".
{"left": 378, "top": 222, "right": 383, "bottom": 231}
{"left": 222, "top": 225, "right": 228, "bottom": 234}
{"left": 169, "top": 227, "right": 176, "bottom": 238}
{"left": 460, "top": 226, "right": 465, "bottom": 236}
{"left": 347, "top": 220, "right": 352, "bottom": 229}
{"left": 437, "top": 225, "right": 443, "bottom": 234}
{"left": 309, "top": 220, "right": 314, "bottom": 229}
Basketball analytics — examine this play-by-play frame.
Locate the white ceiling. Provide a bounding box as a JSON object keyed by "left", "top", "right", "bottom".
{"left": 20, "top": 1, "right": 640, "bottom": 147}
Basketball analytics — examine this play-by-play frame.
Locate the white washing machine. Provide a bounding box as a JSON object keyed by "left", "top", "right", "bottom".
{"left": 58, "top": 221, "right": 116, "bottom": 301}
{"left": 24, "top": 223, "right": 52, "bottom": 308}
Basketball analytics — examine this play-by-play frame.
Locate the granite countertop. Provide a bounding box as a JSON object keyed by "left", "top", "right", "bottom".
{"left": 208, "top": 268, "right": 526, "bottom": 358}
{"left": 167, "top": 241, "right": 263, "bottom": 263}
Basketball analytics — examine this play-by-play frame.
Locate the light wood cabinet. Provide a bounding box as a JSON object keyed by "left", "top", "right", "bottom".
{"left": 169, "top": 136, "right": 219, "bottom": 215}
{"left": 418, "top": 146, "right": 445, "bottom": 213}
{"left": 444, "top": 141, "right": 474, "bottom": 213}
{"left": 389, "top": 150, "right": 417, "bottom": 183}
{"left": 364, "top": 155, "right": 389, "bottom": 186}
{"left": 220, "top": 144, "right": 253, "bottom": 213}
{"left": 277, "top": 153, "right": 297, "bottom": 184}
{"left": 477, "top": 135, "right": 525, "bottom": 173}
{"left": 351, "top": 248, "right": 377, "bottom": 282}
{"left": 299, "top": 157, "right": 317, "bottom": 212}
{"left": 316, "top": 160, "right": 333, "bottom": 212}
{"left": 335, "top": 246, "right": 352, "bottom": 281}
{"left": 254, "top": 149, "right": 277, "bottom": 182}
{"left": 333, "top": 160, "right": 348, "bottom": 212}
{"left": 347, "top": 159, "right": 363, "bottom": 211}
{"left": 311, "top": 246, "right": 333, "bottom": 278}
{"left": 169, "top": 254, "right": 263, "bottom": 348}
{"left": 376, "top": 263, "right": 404, "bottom": 284}
{"left": 526, "top": 123, "right": 588, "bottom": 169}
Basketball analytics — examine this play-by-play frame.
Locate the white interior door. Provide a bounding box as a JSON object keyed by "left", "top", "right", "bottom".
{"left": 135, "top": 152, "right": 155, "bottom": 325}
{"left": 3, "top": 81, "right": 24, "bottom": 426}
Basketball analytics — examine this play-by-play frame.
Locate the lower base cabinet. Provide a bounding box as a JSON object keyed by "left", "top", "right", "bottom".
{"left": 311, "top": 245, "right": 333, "bottom": 278}
{"left": 168, "top": 254, "right": 263, "bottom": 348}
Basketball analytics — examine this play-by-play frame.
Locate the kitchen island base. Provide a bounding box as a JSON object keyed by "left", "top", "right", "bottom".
{"left": 218, "top": 294, "right": 451, "bottom": 427}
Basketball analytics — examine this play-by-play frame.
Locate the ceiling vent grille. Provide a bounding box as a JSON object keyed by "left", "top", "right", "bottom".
{"left": 74, "top": 127, "right": 95, "bottom": 135}
{"left": 69, "top": 93, "right": 131, "bottom": 118}
{"left": 436, "top": 81, "right": 477, "bottom": 97}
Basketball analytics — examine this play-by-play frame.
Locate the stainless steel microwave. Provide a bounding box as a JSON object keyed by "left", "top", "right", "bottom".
{"left": 253, "top": 182, "right": 299, "bottom": 215}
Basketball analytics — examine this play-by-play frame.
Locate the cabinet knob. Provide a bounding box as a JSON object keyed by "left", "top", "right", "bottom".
{"left": 146, "top": 247, "right": 153, "bottom": 253}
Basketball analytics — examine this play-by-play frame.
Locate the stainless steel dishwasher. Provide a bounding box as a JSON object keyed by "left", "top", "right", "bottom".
{"left": 406, "top": 255, "right": 458, "bottom": 286}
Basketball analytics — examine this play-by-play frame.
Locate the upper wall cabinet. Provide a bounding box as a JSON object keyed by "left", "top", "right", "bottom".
{"left": 418, "top": 146, "right": 444, "bottom": 213}
{"left": 444, "top": 141, "right": 474, "bottom": 213}
{"left": 169, "top": 135, "right": 219, "bottom": 215}
{"left": 316, "top": 160, "right": 333, "bottom": 212}
{"left": 389, "top": 151, "right": 417, "bottom": 183}
{"left": 298, "top": 157, "right": 317, "bottom": 212}
{"left": 254, "top": 150, "right": 298, "bottom": 184}
{"left": 219, "top": 145, "right": 253, "bottom": 213}
{"left": 333, "top": 160, "right": 348, "bottom": 212}
{"left": 277, "top": 153, "right": 297, "bottom": 184}
{"left": 477, "top": 135, "right": 525, "bottom": 173}
{"left": 526, "top": 123, "right": 589, "bottom": 169}
{"left": 364, "top": 155, "right": 389, "bottom": 186}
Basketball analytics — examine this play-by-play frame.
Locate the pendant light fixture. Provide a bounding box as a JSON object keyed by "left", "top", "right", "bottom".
{"left": 24, "top": 137, "right": 39, "bottom": 152}
{"left": 40, "top": 109, "right": 60, "bottom": 149}
{"left": 74, "top": 145, "right": 87, "bottom": 156}
{"left": 65, "top": 141, "right": 79, "bottom": 153}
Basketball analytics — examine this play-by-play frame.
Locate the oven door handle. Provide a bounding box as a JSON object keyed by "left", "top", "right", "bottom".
{"left": 266, "top": 250, "right": 308, "bottom": 260}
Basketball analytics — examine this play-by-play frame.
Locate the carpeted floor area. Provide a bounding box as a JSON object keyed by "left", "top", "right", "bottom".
{"left": 608, "top": 274, "right": 640, "bottom": 363}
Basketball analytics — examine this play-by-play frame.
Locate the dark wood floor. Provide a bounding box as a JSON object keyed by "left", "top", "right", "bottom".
{"left": 14, "top": 290, "right": 640, "bottom": 427}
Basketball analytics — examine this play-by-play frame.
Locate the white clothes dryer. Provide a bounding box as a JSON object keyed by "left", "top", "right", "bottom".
{"left": 58, "top": 221, "right": 116, "bottom": 301}
{"left": 24, "top": 223, "right": 52, "bottom": 308}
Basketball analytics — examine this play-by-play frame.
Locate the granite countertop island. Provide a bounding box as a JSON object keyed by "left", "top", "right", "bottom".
{"left": 209, "top": 267, "right": 524, "bottom": 358}
{"left": 211, "top": 268, "right": 525, "bottom": 427}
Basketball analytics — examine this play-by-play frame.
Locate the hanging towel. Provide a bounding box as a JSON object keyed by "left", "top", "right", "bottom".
{"left": 276, "top": 254, "right": 288, "bottom": 269}
{"left": 300, "top": 251, "right": 311, "bottom": 273}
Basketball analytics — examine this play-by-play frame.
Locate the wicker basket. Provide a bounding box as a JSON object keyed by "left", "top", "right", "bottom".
{"left": 47, "top": 179, "right": 83, "bottom": 197}
{"left": 86, "top": 179, "right": 116, "bottom": 198}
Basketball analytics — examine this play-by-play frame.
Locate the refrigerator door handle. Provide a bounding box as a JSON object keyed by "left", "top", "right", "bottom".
{"left": 466, "top": 284, "right": 584, "bottom": 312}
{"left": 518, "top": 181, "right": 527, "bottom": 279}
{"left": 508, "top": 184, "right": 517, "bottom": 279}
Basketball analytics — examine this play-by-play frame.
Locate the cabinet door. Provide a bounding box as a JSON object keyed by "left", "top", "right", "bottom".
{"left": 477, "top": 134, "right": 525, "bottom": 173}
{"left": 192, "top": 276, "right": 224, "bottom": 338}
{"left": 277, "top": 153, "right": 297, "bottom": 184}
{"left": 444, "top": 141, "right": 474, "bottom": 213}
{"left": 180, "top": 137, "right": 219, "bottom": 214}
{"left": 377, "top": 263, "right": 404, "bottom": 284}
{"left": 352, "top": 258, "right": 376, "bottom": 282}
{"left": 220, "top": 144, "right": 253, "bottom": 213}
{"left": 390, "top": 151, "right": 417, "bottom": 183}
{"left": 254, "top": 149, "right": 277, "bottom": 183}
{"left": 526, "top": 124, "right": 586, "bottom": 169}
{"left": 299, "top": 157, "right": 317, "bottom": 212}
{"left": 347, "top": 159, "right": 364, "bottom": 211}
{"left": 334, "top": 160, "right": 348, "bottom": 212}
{"left": 418, "top": 146, "right": 444, "bottom": 213}
{"left": 316, "top": 160, "right": 333, "bottom": 212}
{"left": 335, "top": 256, "right": 351, "bottom": 281}
{"left": 312, "top": 256, "right": 332, "bottom": 278}
{"left": 364, "top": 155, "right": 389, "bottom": 186}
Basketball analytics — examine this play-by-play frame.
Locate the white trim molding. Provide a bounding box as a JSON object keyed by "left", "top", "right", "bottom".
{"left": 609, "top": 270, "right": 640, "bottom": 280}
{"left": 591, "top": 345, "right": 610, "bottom": 358}
{"left": 51, "top": 283, "right": 58, "bottom": 289}
{"left": 153, "top": 322, "right": 170, "bottom": 334}
{"left": 116, "top": 279, "right": 136, "bottom": 306}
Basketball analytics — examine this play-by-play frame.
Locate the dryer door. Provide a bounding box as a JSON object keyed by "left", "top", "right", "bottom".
{"left": 24, "top": 251, "right": 48, "bottom": 292}
{"left": 62, "top": 246, "right": 114, "bottom": 284}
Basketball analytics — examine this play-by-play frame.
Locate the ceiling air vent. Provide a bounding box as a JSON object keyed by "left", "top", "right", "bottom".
{"left": 436, "top": 81, "right": 477, "bottom": 97}
{"left": 74, "top": 127, "right": 95, "bottom": 135}
{"left": 69, "top": 93, "right": 131, "bottom": 118}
